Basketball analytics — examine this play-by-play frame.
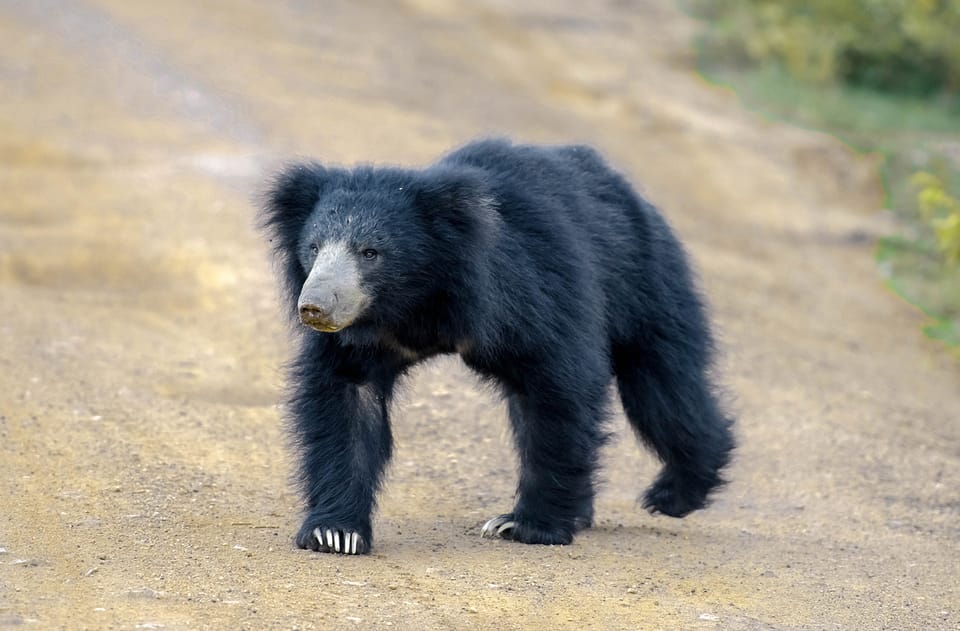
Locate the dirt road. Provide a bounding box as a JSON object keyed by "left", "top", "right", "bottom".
{"left": 1, "top": 1, "right": 957, "bottom": 629}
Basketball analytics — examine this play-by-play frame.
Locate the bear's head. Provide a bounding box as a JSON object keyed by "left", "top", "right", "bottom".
{"left": 261, "top": 162, "right": 496, "bottom": 334}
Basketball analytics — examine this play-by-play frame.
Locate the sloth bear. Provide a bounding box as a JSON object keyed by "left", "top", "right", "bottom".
{"left": 260, "top": 139, "right": 734, "bottom": 555}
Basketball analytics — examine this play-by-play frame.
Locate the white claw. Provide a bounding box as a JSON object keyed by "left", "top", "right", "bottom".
{"left": 334, "top": 531, "right": 341, "bottom": 552}
{"left": 325, "top": 529, "right": 334, "bottom": 549}
{"left": 313, "top": 527, "right": 323, "bottom": 547}
{"left": 482, "top": 516, "right": 505, "bottom": 537}
{"left": 482, "top": 516, "right": 518, "bottom": 538}
{"left": 351, "top": 532, "right": 359, "bottom": 554}
{"left": 481, "top": 518, "right": 494, "bottom": 537}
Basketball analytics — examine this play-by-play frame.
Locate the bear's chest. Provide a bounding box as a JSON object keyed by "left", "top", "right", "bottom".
{"left": 378, "top": 329, "right": 464, "bottom": 363}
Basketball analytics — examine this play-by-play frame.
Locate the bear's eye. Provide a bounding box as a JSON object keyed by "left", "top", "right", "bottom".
{"left": 310, "top": 244, "right": 319, "bottom": 255}
{"left": 361, "top": 249, "right": 379, "bottom": 260}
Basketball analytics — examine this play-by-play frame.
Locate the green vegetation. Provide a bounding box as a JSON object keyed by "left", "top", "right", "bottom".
{"left": 692, "top": 0, "right": 960, "bottom": 94}
{"left": 689, "top": 0, "right": 960, "bottom": 346}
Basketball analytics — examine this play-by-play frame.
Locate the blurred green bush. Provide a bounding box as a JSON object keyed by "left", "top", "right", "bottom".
{"left": 691, "top": 0, "right": 960, "bottom": 345}
{"left": 694, "top": 0, "right": 960, "bottom": 95}
{"left": 913, "top": 171, "right": 960, "bottom": 264}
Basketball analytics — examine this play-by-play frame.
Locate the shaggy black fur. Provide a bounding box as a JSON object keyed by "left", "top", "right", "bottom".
{"left": 260, "top": 139, "right": 735, "bottom": 554}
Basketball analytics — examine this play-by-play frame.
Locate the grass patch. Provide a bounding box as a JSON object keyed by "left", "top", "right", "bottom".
{"left": 699, "top": 63, "right": 960, "bottom": 347}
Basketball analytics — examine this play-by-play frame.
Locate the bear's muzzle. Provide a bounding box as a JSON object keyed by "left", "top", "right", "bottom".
{"left": 298, "top": 241, "right": 370, "bottom": 332}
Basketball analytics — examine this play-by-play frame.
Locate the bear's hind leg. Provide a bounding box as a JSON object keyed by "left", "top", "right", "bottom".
{"left": 613, "top": 338, "right": 734, "bottom": 518}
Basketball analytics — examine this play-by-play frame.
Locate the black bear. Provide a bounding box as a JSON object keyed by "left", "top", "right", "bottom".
{"left": 260, "top": 139, "right": 734, "bottom": 555}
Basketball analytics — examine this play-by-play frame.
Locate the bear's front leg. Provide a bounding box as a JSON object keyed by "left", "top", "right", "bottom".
{"left": 288, "top": 338, "right": 395, "bottom": 555}
{"left": 483, "top": 377, "right": 609, "bottom": 545}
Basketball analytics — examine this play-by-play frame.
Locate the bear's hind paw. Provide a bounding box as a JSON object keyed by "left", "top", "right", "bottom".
{"left": 642, "top": 465, "right": 718, "bottom": 518}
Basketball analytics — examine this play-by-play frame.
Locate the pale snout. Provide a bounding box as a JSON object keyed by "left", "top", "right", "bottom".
{"left": 297, "top": 242, "right": 370, "bottom": 333}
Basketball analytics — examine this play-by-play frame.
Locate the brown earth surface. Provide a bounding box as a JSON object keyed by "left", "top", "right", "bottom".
{"left": 1, "top": 1, "right": 958, "bottom": 629}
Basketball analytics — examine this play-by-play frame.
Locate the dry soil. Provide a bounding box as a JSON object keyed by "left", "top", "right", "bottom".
{"left": 1, "top": 1, "right": 958, "bottom": 629}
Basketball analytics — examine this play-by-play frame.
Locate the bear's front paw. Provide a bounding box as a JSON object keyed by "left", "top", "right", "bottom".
{"left": 295, "top": 519, "right": 370, "bottom": 555}
{"left": 480, "top": 513, "right": 575, "bottom": 545}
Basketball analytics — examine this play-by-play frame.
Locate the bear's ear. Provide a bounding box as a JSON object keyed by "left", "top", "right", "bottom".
{"left": 259, "top": 162, "right": 341, "bottom": 318}
{"left": 259, "top": 162, "right": 334, "bottom": 247}
{"left": 413, "top": 165, "right": 497, "bottom": 242}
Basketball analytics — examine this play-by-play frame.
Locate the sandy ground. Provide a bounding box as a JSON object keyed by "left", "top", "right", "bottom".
{"left": 1, "top": 1, "right": 957, "bottom": 629}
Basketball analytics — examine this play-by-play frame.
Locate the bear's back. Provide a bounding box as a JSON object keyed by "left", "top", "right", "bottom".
{"left": 439, "top": 139, "right": 645, "bottom": 230}
{"left": 441, "top": 140, "right": 694, "bottom": 341}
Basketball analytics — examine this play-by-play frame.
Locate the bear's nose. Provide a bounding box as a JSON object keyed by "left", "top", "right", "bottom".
{"left": 299, "top": 304, "right": 328, "bottom": 320}
{"left": 298, "top": 301, "right": 343, "bottom": 333}
{"left": 298, "top": 288, "right": 339, "bottom": 314}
